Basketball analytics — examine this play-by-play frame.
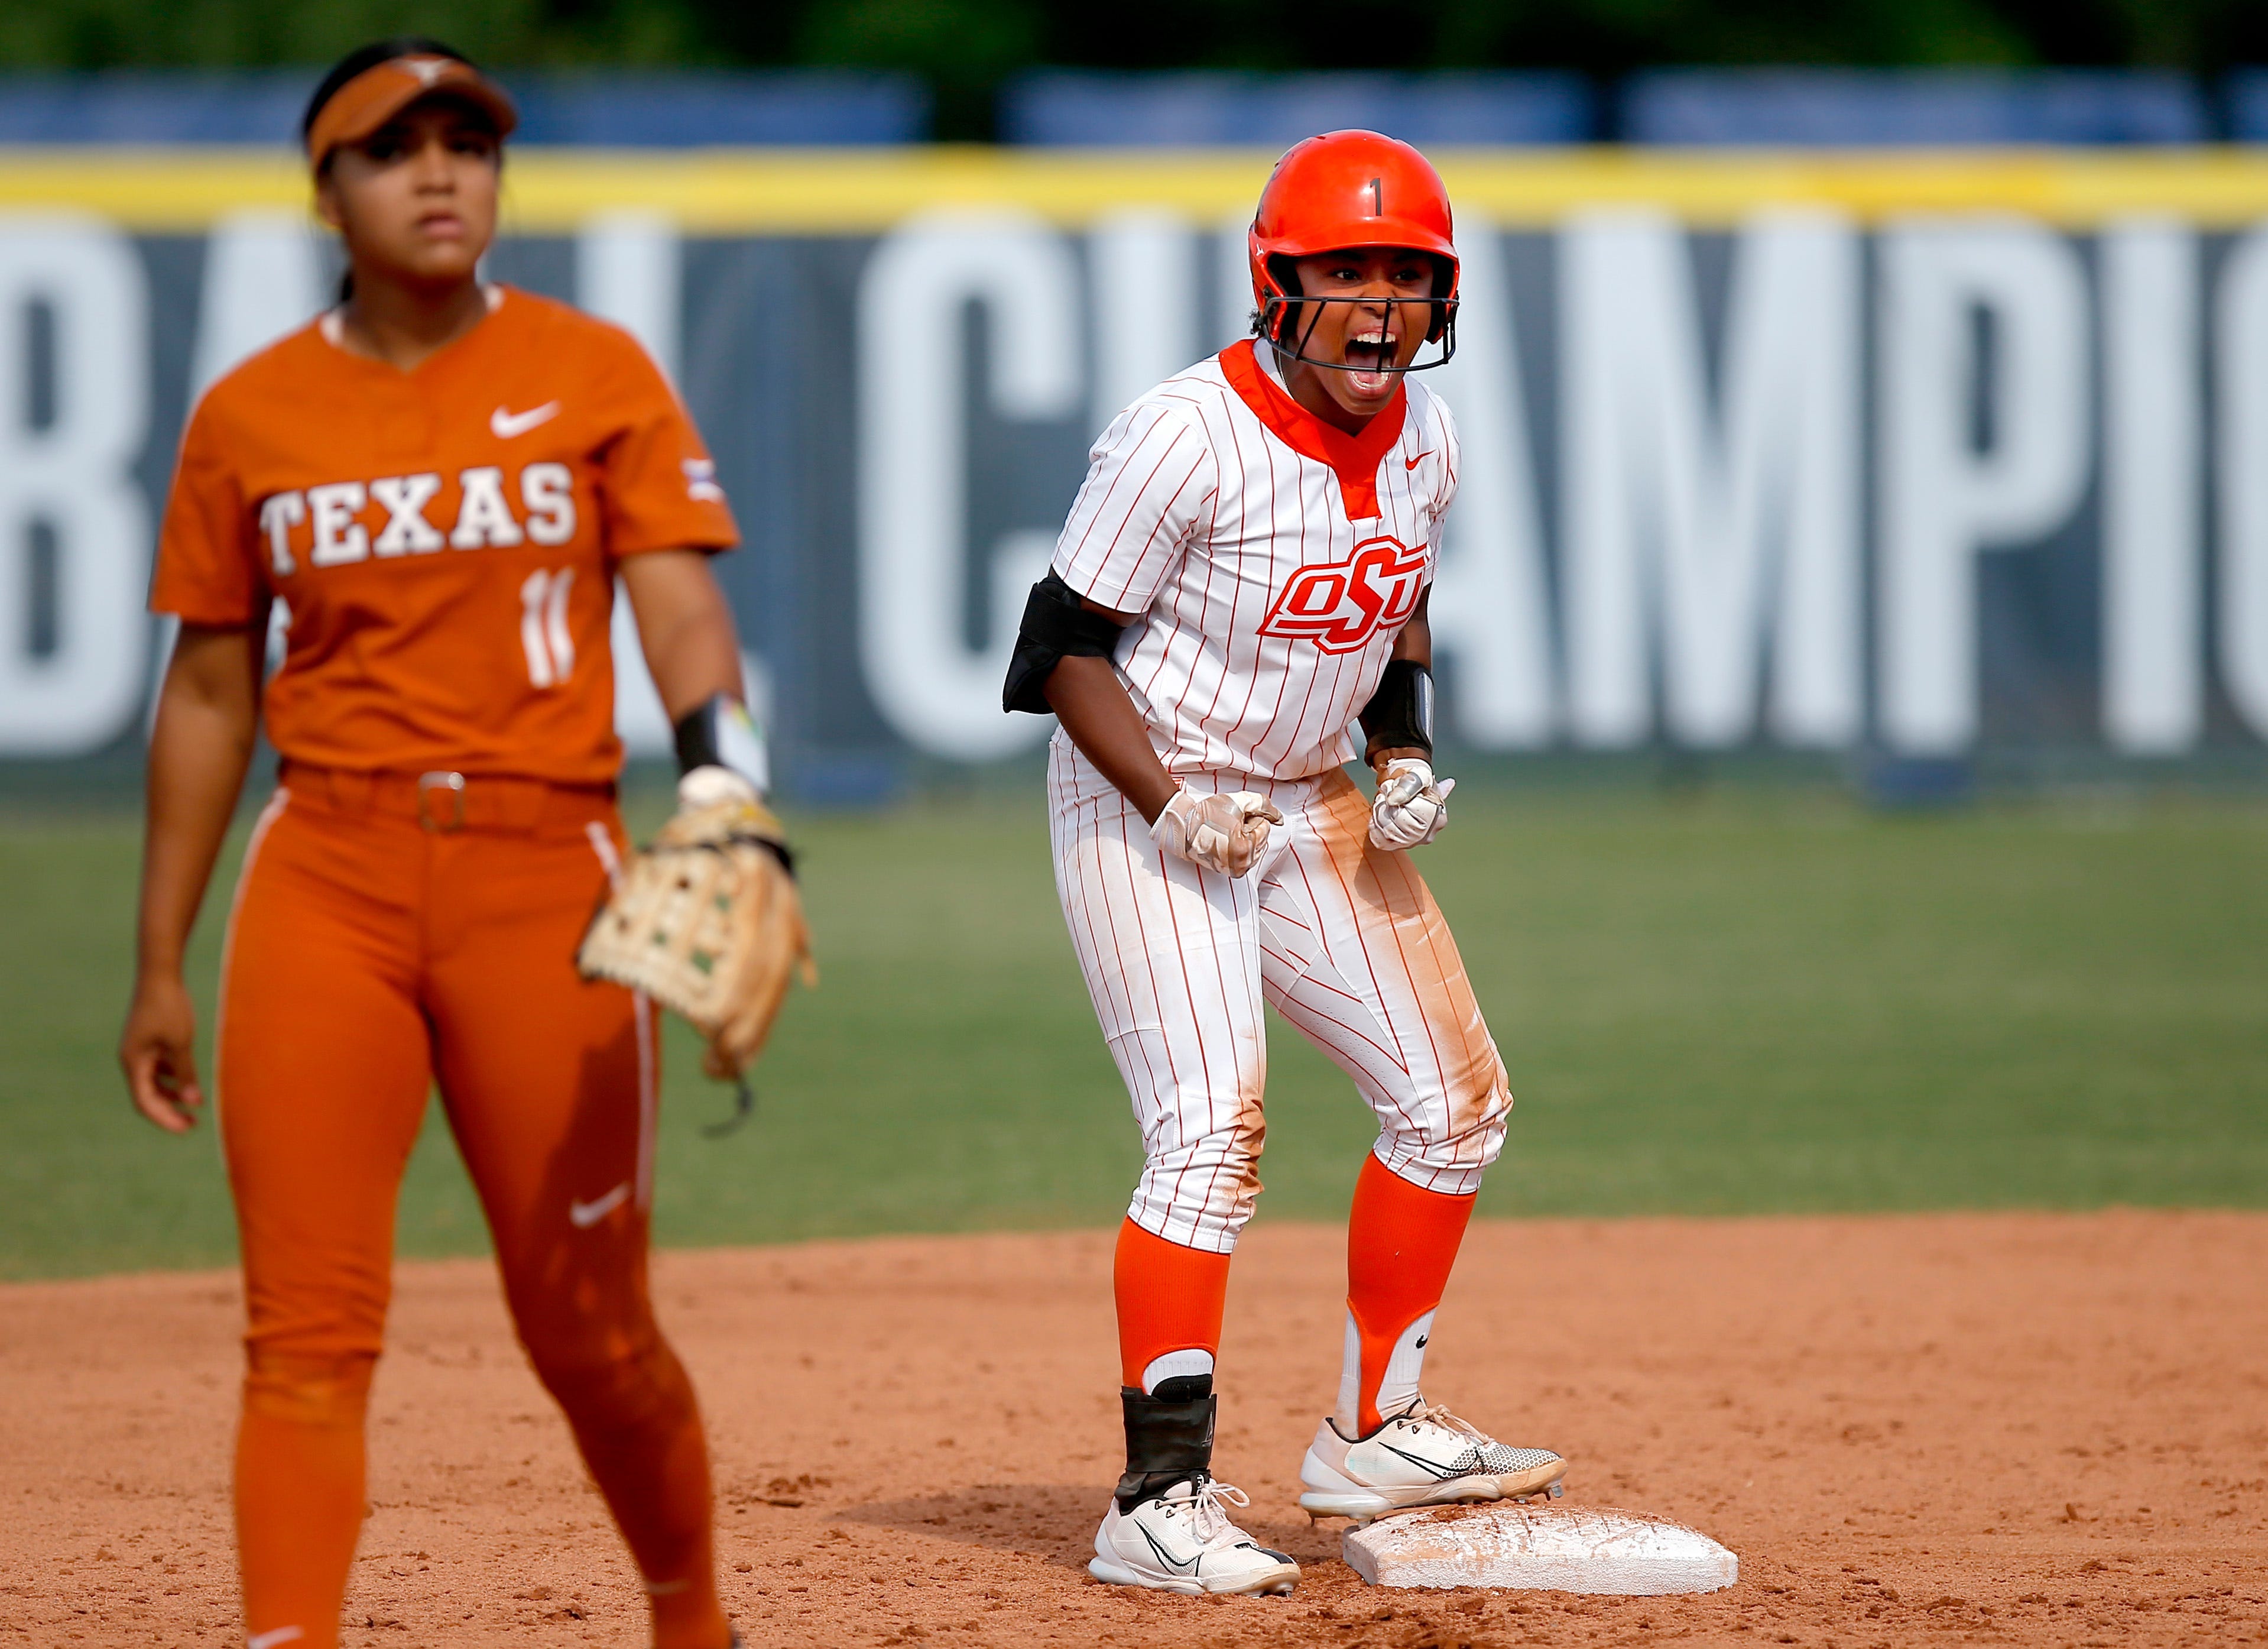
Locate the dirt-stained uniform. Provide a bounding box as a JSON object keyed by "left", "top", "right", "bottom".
{"left": 1047, "top": 337, "right": 1510, "bottom": 1253}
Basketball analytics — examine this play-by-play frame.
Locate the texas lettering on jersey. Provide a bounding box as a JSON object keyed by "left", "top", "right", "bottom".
{"left": 150, "top": 287, "right": 738, "bottom": 785}
{"left": 257, "top": 464, "right": 579, "bottom": 575}
{"left": 1258, "top": 535, "right": 1427, "bottom": 654}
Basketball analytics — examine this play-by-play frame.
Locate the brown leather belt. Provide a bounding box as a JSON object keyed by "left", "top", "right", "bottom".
{"left": 278, "top": 762, "right": 615, "bottom": 833}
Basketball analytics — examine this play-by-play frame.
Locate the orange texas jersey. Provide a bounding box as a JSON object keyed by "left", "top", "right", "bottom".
{"left": 151, "top": 287, "right": 738, "bottom": 786}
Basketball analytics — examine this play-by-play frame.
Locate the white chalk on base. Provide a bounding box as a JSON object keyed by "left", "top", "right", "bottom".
{"left": 1342, "top": 1504, "right": 1737, "bottom": 1595}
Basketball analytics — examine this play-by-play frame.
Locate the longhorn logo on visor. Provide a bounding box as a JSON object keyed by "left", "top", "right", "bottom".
{"left": 1257, "top": 536, "right": 1427, "bottom": 653}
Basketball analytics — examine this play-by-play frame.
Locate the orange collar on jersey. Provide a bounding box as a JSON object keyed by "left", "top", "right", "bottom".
{"left": 306, "top": 55, "right": 519, "bottom": 166}
{"left": 1218, "top": 339, "right": 1408, "bottom": 521}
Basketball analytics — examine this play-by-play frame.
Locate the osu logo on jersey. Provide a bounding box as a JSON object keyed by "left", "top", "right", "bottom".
{"left": 1257, "top": 535, "right": 1427, "bottom": 653}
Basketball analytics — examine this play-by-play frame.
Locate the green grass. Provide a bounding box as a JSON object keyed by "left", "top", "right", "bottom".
{"left": 3, "top": 788, "right": 2264, "bottom": 1281}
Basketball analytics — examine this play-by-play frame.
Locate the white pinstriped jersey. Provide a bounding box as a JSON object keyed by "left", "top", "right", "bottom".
{"left": 1050, "top": 339, "right": 1461, "bottom": 783}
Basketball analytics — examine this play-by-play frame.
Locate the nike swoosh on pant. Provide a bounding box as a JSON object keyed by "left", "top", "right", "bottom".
{"left": 248, "top": 1627, "right": 307, "bottom": 1649}
{"left": 491, "top": 401, "right": 561, "bottom": 439}
{"left": 569, "top": 1181, "right": 631, "bottom": 1228}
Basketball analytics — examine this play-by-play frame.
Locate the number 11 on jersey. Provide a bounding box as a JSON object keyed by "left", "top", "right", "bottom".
{"left": 520, "top": 567, "right": 576, "bottom": 688}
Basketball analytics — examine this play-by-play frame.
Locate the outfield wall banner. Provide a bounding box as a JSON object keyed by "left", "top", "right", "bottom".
{"left": 5, "top": 148, "right": 2268, "bottom": 796}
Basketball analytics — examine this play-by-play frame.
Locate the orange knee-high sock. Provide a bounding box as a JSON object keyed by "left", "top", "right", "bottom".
{"left": 236, "top": 1352, "right": 377, "bottom": 1649}
{"left": 1114, "top": 1217, "right": 1232, "bottom": 1391}
{"left": 1340, "top": 1155, "right": 1478, "bottom": 1434}
{"left": 543, "top": 1339, "right": 728, "bottom": 1649}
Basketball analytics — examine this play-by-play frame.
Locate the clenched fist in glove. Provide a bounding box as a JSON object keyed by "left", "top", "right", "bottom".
{"left": 1152, "top": 788, "right": 1284, "bottom": 877}
{"left": 1369, "top": 757, "right": 1456, "bottom": 851}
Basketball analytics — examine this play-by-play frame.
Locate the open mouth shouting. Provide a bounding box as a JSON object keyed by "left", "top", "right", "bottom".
{"left": 1340, "top": 322, "right": 1401, "bottom": 398}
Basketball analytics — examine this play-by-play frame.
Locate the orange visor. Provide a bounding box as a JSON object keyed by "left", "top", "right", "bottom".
{"left": 306, "top": 54, "right": 518, "bottom": 165}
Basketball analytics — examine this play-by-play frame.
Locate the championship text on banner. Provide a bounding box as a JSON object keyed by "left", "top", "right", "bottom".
{"left": 4, "top": 148, "right": 2267, "bottom": 792}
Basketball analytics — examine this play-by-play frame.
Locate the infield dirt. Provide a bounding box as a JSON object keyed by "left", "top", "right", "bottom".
{"left": 6, "top": 1210, "right": 2264, "bottom": 1648}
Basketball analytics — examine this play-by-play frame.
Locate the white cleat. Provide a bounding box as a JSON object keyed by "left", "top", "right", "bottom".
{"left": 1297, "top": 1398, "right": 1567, "bottom": 1524}
{"left": 1089, "top": 1476, "right": 1301, "bottom": 1596}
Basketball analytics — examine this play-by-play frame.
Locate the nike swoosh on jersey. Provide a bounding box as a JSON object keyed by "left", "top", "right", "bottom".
{"left": 568, "top": 1181, "right": 632, "bottom": 1228}
{"left": 1404, "top": 451, "right": 1431, "bottom": 469}
{"left": 491, "top": 401, "right": 562, "bottom": 439}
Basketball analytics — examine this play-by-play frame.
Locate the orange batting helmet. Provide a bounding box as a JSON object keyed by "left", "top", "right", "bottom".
{"left": 1247, "top": 130, "right": 1461, "bottom": 364}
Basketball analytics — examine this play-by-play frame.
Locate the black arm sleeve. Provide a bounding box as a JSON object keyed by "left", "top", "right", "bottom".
{"left": 1358, "top": 659, "right": 1435, "bottom": 757}
{"left": 671, "top": 692, "right": 770, "bottom": 792}
{"left": 1002, "top": 572, "right": 1129, "bottom": 714}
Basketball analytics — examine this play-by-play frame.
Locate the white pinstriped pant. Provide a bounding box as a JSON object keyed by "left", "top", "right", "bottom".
{"left": 1047, "top": 735, "right": 1513, "bottom": 1253}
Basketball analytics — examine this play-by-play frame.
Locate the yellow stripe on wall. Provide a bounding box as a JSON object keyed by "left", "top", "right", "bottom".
{"left": 5, "top": 145, "right": 2268, "bottom": 232}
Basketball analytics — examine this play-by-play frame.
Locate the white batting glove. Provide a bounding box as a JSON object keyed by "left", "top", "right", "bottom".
{"left": 1369, "top": 757, "right": 1456, "bottom": 851}
{"left": 1151, "top": 788, "right": 1284, "bottom": 878}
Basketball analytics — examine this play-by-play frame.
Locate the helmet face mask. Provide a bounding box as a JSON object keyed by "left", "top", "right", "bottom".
{"left": 1246, "top": 131, "right": 1462, "bottom": 386}
{"left": 1253, "top": 252, "right": 1459, "bottom": 379}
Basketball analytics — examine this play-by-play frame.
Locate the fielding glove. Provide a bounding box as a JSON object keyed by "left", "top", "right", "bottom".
{"left": 577, "top": 766, "right": 815, "bottom": 1091}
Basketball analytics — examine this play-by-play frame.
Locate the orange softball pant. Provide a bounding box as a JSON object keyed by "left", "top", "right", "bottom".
{"left": 216, "top": 770, "right": 726, "bottom": 1649}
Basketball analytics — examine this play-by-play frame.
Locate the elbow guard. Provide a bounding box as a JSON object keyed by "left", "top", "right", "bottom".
{"left": 673, "top": 692, "right": 771, "bottom": 796}
{"left": 1358, "top": 659, "right": 1435, "bottom": 757}
{"left": 1002, "top": 572, "right": 1128, "bottom": 714}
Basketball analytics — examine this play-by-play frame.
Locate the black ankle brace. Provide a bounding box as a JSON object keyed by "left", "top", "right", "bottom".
{"left": 1114, "top": 1375, "right": 1216, "bottom": 1512}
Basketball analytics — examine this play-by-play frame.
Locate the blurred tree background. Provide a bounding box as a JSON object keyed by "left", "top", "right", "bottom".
{"left": 4, "top": 0, "right": 2267, "bottom": 137}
